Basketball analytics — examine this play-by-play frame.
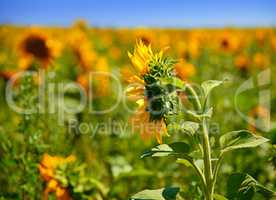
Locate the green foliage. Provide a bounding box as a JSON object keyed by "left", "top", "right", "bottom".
{"left": 0, "top": 27, "right": 275, "bottom": 200}
{"left": 141, "top": 142, "right": 191, "bottom": 158}
{"left": 201, "top": 80, "right": 224, "bottom": 99}
{"left": 219, "top": 130, "right": 269, "bottom": 153}
{"left": 130, "top": 187, "right": 180, "bottom": 200}
{"left": 226, "top": 173, "right": 276, "bottom": 200}
{"left": 144, "top": 57, "right": 181, "bottom": 121}
{"left": 133, "top": 77, "right": 272, "bottom": 200}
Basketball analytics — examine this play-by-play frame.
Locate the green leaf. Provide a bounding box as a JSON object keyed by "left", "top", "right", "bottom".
{"left": 255, "top": 184, "right": 276, "bottom": 198}
{"left": 176, "top": 158, "right": 193, "bottom": 167}
{"left": 107, "top": 155, "right": 133, "bottom": 178}
{"left": 219, "top": 130, "right": 269, "bottom": 153}
{"left": 130, "top": 187, "right": 180, "bottom": 200}
{"left": 160, "top": 77, "right": 185, "bottom": 89}
{"left": 201, "top": 80, "right": 223, "bottom": 98}
{"left": 186, "top": 107, "right": 213, "bottom": 121}
{"left": 167, "top": 121, "right": 199, "bottom": 136}
{"left": 181, "top": 121, "right": 199, "bottom": 135}
{"left": 227, "top": 173, "right": 256, "bottom": 200}
{"left": 141, "top": 142, "right": 191, "bottom": 158}
{"left": 214, "top": 194, "right": 228, "bottom": 200}
{"left": 204, "top": 107, "right": 213, "bottom": 118}
{"left": 227, "top": 173, "right": 276, "bottom": 200}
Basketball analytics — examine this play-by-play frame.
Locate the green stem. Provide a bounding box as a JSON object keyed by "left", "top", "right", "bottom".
{"left": 188, "top": 159, "right": 207, "bottom": 193}
{"left": 202, "top": 117, "right": 213, "bottom": 200}
{"left": 185, "top": 84, "right": 202, "bottom": 111}
{"left": 211, "top": 153, "right": 224, "bottom": 195}
{"left": 185, "top": 84, "right": 214, "bottom": 199}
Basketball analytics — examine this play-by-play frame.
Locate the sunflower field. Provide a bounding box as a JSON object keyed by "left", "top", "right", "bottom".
{"left": 0, "top": 21, "right": 276, "bottom": 200}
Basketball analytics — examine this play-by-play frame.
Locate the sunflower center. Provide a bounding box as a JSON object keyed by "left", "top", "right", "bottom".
{"left": 221, "top": 38, "right": 229, "bottom": 49}
{"left": 24, "top": 36, "right": 50, "bottom": 60}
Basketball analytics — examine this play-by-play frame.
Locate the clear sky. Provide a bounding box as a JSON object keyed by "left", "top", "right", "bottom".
{"left": 0, "top": 0, "right": 275, "bottom": 27}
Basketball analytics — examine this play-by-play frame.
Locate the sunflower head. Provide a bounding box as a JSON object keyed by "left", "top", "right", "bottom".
{"left": 218, "top": 31, "right": 240, "bottom": 52}
{"left": 127, "top": 41, "right": 179, "bottom": 143}
{"left": 234, "top": 54, "right": 249, "bottom": 70}
{"left": 143, "top": 55, "right": 177, "bottom": 121}
{"left": 68, "top": 29, "right": 96, "bottom": 71}
{"left": 17, "top": 29, "right": 61, "bottom": 69}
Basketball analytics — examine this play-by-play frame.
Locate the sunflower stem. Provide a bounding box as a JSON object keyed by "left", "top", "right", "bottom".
{"left": 185, "top": 84, "right": 213, "bottom": 200}
{"left": 202, "top": 116, "right": 213, "bottom": 200}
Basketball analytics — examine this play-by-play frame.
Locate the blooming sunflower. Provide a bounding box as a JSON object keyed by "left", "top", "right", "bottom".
{"left": 217, "top": 31, "right": 240, "bottom": 53}
{"left": 38, "top": 154, "right": 75, "bottom": 200}
{"left": 174, "top": 59, "right": 196, "bottom": 81}
{"left": 17, "top": 29, "right": 61, "bottom": 69}
{"left": 234, "top": 54, "right": 249, "bottom": 71}
{"left": 253, "top": 52, "right": 270, "bottom": 69}
{"left": 127, "top": 41, "right": 178, "bottom": 144}
{"left": 67, "top": 29, "right": 96, "bottom": 71}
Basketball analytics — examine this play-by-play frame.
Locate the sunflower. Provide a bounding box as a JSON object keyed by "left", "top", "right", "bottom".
{"left": 38, "top": 154, "right": 75, "bottom": 200}
{"left": 76, "top": 57, "right": 110, "bottom": 96}
{"left": 174, "top": 59, "right": 196, "bottom": 81}
{"left": 127, "top": 41, "right": 178, "bottom": 143}
{"left": 0, "top": 70, "right": 17, "bottom": 80}
{"left": 17, "top": 29, "right": 61, "bottom": 69}
{"left": 217, "top": 31, "right": 240, "bottom": 53}
{"left": 67, "top": 29, "right": 96, "bottom": 71}
{"left": 177, "top": 37, "right": 201, "bottom": 60}
{"left": 271, "top": 36, "right": 276, "bottom": 51}
{"left": 94, "top": 57, "right": 110, "bottom": 97}
{"left": 253, "top": 52, "right": 270, "bottom": 69}
{"left": 234, "top": 54, "right": 249, "bottom": 70}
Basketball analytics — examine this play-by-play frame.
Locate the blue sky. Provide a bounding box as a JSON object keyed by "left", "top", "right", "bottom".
{"left": 0, "top": 0, "right": 275, "bottom": 27}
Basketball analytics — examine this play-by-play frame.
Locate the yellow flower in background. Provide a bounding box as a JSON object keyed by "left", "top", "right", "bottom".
{"left": 217, "top": 31, "right": 240, "bottom": 53}
{"left": 109, "top": 46, "right": 122, "bottom": 60}
{"left": 271, "top": 36, "right": 276, "bottom": 51}
{"left": 76, "top": 57, "right": 110, "bottom": 96}
{"left": 17, "top": 28, "right": 62, "bottom": 69}
{"left": 77, "top": 73, "right": 90, "bottom": 92}
{"left": 39, "top": 154, "right": 75, "bottom": 200}
{"left": 133, "top": 28, "right": 156, "bottom": 45}
{"left": 255, "top": 29, "right": 269, "bottom": 45}
{"left": 0, "top": 53, "right": 7, "bottom": 64}
{"left": 67, "top": 29, "right": 96, "bottom": 71}
{"left": 72, "top": 19, "right": 89, "bottom": 30}
{"left": 174, "top": 59, "right": 196, "bottom": 81}
{"left": 253, "top": 52, "right": 270, "bottom": 69}
{"left": 177, "top": 37, "right": 201, "bottom": 60}
{"left": 158, "top": 32, "right": 171, "bottom": 47}
{"left": 94, "top": 57, "right": 110, "bottom": 97}
{"left": 0, "top": 70, "right": 17, "bottom": 81}
{"left": 234, "top": 54, "right": 249, "bottom": 70}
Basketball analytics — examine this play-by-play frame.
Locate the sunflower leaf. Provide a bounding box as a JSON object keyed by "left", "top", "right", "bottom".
{"left": 130, "top": 187, "right": 180, "bottom": 200}
{"left": 220, "top": 130, "right": 269, "bottom": 153}
{"left": 141, "top": 142, "right": 191, "bottom": 158}
{"left": 201, "top": 80, "right": 223, "bottom": 98}
{"left": 226, "top": 173, "right": 276, "bottom": 200}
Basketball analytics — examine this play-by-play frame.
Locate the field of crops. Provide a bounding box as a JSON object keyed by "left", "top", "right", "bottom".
{"left": 0, "top": 22, "right": 276, "bottom": 199}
